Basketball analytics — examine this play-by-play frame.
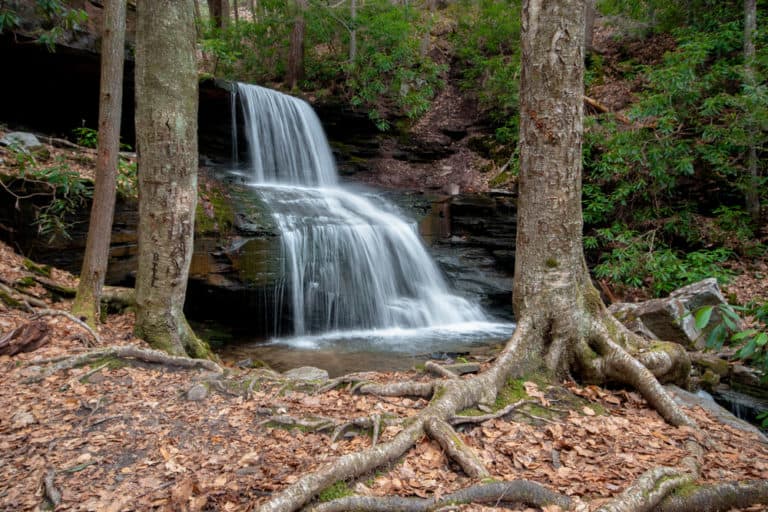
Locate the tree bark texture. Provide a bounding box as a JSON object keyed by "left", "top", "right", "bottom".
{"left": 72, "top": 0, "right": 126, "bottom": 328}
{"left": 134, "top": 0, "right": 211, "bottom": 358}
{"left": 744, "top": 0, "right": 761, "bottom": 225}
{"left": 207, "top": 0, "right": 229, "bottom": 28}
{"left": 286, "top": 0, "right": 307, "bottom": 89}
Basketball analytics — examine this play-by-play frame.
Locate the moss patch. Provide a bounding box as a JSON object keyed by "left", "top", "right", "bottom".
{"left": 318, "top": 481, "right": 354, "bottom": 502}
{"left": 23, "top": 259, "right": 52, "bottom": 277}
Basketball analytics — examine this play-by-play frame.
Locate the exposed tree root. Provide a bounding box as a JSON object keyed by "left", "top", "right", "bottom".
{"left": 449, "top": 399, "right": 533, "bottom": 425}
{"left": 424, "top": 361, "right": 459, "bottom": 379}
{"left": 424, "top": 417, "right": 489, "bottom": 478}
{"left": 24, "top": 345, "right": 223, "bottom": 383}
{"left": 32, "top": 309, "right": 101, "bottom": 346}
{"left": 308, "top": 481, "right": 572, "bottom": 512}
{"left": 657, "top": 480, "right": 768, "bottom": 512}
{"left": 254, "top": 303, "right": 709, "bottom": 512}
{"left": 596, "top": 467, "right": 695, "bottom": 512}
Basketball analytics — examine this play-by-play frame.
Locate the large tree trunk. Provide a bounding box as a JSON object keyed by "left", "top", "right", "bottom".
{"left": 286, "top": 0, "right": 307, "bottom": 89}
{"left": 511, "top": 2, "right": 692, "bottom": 421}
{"left": 72, "top": 0, "right": 126, "bottom": 328}
{"left": 134, "top": 0, "right": 211, "bottom": 359}
{"left": 744, "top": 0, "right": 761, "bottom": 226}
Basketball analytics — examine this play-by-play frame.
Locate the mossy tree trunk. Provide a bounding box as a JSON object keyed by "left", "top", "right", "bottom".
{"left": 134, "top": 0, "right": 211, "bottom": 359}
{"left": 71, "top": 0, "right": 126, "bottom": 329}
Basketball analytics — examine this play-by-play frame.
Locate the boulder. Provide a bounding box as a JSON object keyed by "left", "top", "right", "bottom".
{"left": 609, "top": 278, "right": 734, "bottom": 349}
{"left": 0, "top": 131, "right": 42, "bottom": 151}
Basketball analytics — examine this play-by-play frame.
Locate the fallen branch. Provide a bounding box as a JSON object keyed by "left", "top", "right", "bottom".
{"left": 584, "top": 95, "right": 631, "bottom": 124}
{"left": 308, "top": 481, "right": 571, "bottom": 512}
{"left": 24, "top": 345, "right": 223, "bottom": 383}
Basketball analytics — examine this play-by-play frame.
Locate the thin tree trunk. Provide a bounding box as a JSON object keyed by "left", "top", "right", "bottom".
{"left": 249, "top": 0, "right": 256, "bottom": 21}
{"left": 584, "top": 0, "right": 596, "bottom": 53}
{"left": 286, "top": 0, "right": 307, "bottom": 89}
{"left": 233, "top": 0, "right": 239, "bottom": 23}
{"left": 744, "top": 0, "right": 761, "bottom": 226}
{"left": 349, "top": 0, "right": 357, "bottom": 63}
{"left": 72, "top": 0, "right": 126, "bottom": 328}
{"left": 193, "top": 0, "right": 202, "bottom": 34}
{"left": 134, "top": 0, "right": 211, "bottom": 359}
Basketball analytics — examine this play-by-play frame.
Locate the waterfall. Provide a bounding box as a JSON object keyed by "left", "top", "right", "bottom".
{"left": 236, "top": 83, "right": 490, "bottom": 337}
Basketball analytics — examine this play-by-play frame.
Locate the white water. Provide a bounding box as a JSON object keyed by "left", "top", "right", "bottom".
{"left": 235, "top": 83, "right": 513, "bottom": 346}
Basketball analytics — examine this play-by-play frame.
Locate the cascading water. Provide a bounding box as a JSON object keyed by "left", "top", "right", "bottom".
{"left": 234, "top": 83, "right": 512, "bottom": 347}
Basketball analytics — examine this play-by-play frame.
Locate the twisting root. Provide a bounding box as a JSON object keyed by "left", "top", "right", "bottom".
{"left": 307, "top": 481, "right": 571, "bottom": 512}
{"left": 595, "top": 467, "right": 695, "bottom": 512}
{"left": 587, "top": 318, "right": 696, "bottom": 428}
{"left": 657, "top": 480, "right": 768, "bottom": 512}
{"left": 24, "top": 345, "right": 223, "bottom": 383}
{"left": 424, "top": 417, "right": 489, "bottom": 478}
{"left": 33, "top": 309, "right": 101, "bottom": 346}
{"left": 449, "top": 399, "right": 535, "bottom": 425}
{"left": 259, "top": 415, "right": 337, "bottom": 433}
{"left": 424, "top": 361, "right": 459, "bottom": 379}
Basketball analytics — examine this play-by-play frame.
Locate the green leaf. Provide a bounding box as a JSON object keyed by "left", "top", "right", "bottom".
{"left": 694, "top": 306, "right": 714, "bottom": 329}
{"left": 755, "top": 332, "right": 768, "bottom": 347}
{"left": 731, "top": 329, "right": 759, "bottom": 341}
{"left": 737, "top": 338, "right": 758, "bottom": 359}
{"left": 706, "top": 323, "right": 727, "bottom": 350}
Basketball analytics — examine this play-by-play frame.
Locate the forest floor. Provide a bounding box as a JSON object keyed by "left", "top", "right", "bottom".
{"left": 1, "top": 238, "right": 768, "bottom": 512}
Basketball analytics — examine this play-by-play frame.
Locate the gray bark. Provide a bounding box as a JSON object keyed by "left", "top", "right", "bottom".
{"left": 72, "top": 0, "right": 127, "bottom": 328}
{"left": 744, "top": 0, "right": 761, "bottom": 225}
{"left": 286, "top": 0, "right": 308, "bottom": 89}
{"left": 134, "top": 0, "right": 211, "bottom": 358}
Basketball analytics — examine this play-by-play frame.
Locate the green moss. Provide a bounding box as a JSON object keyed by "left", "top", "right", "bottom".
{"left": 23, "top": 259, "right": 52, "bottom": 277}
{"left": 0, "top": 291, "right": 21, "bottom": 308}
{"left": 317, "top": 481, "right": 354, "bottom": 502}
{"left": 672, "top": 482, "right": 700, "bottom": 498}
{"left": 195, "top": 184, "right": 235, "bottom": 236}
{"left": 457, "top": 407, "right": 485, "bottom": 416}
{"left": 85, "top": 356, "right": 127, "bottom": 371}
{"left": 495, "top": 378, "right": 529, "bottom": 408}
{"left": 431, "top": 384, "right": 447, "bottom": 402}
{"left": 15, "top": 276, "right": 36, "bottom": 288}
{"left": 545, "top": 258, "right": 559, "bottom": 268}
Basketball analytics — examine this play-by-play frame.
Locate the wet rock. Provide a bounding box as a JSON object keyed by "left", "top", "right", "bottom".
{"left": 186, "top": 383, "right": 209, "bottom": 401}
{"left": 283, "top": 366, "right": 329, "bottom": 382}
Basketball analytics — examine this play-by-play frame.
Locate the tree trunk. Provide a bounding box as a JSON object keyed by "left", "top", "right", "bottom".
{"left": 349, "top": 0, "right": 357, "bottom": 63}
{"left": 286, "top": 0, "right": 307, "bottom": 89}
{"left": 584, "top": 0, "right": 596, "bottom": 53}
{"left": 71, "top": 0, "right": 126, "bottom": 328}
{"left": 207, "top": 0, "right": 229, "bottom": 29}
{"left": 511, "top": 0, "right": 692, "bottom": 420}
{"left": 134, "top": 0, "right": 211, "bottom": 359}
{"left": 744, "top": 0, "right": 761, "bottom": 226}
{"left": 233, "top": 0, "right": 239, "bottom": 23}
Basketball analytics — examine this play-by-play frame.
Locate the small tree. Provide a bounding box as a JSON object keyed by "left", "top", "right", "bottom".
{"left": 134, "top": 0, "right": 211, "bottom": 358}
{"left": 72, "top": 0, "right": 126, "bottom": 328}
